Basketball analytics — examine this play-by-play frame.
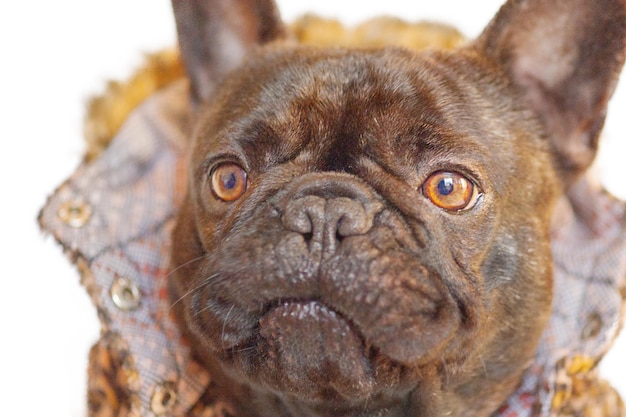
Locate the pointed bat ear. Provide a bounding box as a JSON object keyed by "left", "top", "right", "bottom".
{"left": 171, "top": 0, "right": 286, "bottom": 103}
{"left": 474, "top": 0, "right": 626, "bottom": 182}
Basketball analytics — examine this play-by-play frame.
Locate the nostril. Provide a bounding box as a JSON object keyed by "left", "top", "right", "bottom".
{"left": 330, "top": 199, "right": 372, "bottom": 238}
{"left": 282, "top": 196, "right": 324, "bottom": 236}
{"left": 334, "top": 213, "right": 358, "bottom": 242}
{"left": 280, "top": 185, "right": 384, "bottom": 252}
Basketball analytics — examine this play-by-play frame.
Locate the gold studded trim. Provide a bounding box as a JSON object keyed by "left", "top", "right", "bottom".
{"left": 57, "top": 198, "right": 93, "bottom": 228}
{"left": 550, "top": 354, "right": 625, "bottom": 417}
{"left": 110, "top": 276, "right": 142, "bottom": 312}
{"left": 87, "top": 333, "right": 142, "bottom": 417}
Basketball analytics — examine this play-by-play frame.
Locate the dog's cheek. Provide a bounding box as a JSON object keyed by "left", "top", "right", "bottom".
{"left": 481, "top": 232, "right": 522, "bottom": 292}
{"left": 169, "top": 196, "right": 216, "bottom": 322}
{"left": 479, "top": 223, "right": 553, "bottom": 359}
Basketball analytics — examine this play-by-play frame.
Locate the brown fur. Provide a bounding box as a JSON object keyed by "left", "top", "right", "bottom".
{"left": 83, "top": 19, "right": 462, "bottom": 161}
{"left": 167, "top": 1, "right": 626, "bottom": 416}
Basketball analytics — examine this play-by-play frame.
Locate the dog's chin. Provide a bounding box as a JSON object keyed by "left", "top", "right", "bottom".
{"left": 205, "top": 299, "right": 420, "bottom": 404}
{"left": 256, "top": 300, "right": 377, "bottom": 400}
{"left": 190, "top": 276, "right": 459, "bottom": 404}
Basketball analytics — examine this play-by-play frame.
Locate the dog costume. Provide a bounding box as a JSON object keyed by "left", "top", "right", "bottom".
{"left": 39, "top": 17, "right": 626, "bottom": 417}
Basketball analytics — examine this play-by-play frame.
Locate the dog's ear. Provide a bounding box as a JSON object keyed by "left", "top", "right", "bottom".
{"left": 171, "top": 0, "right": 286, "bottom": 103}
{"left": 475, "top": 0, "right": 626, "bottom": 181}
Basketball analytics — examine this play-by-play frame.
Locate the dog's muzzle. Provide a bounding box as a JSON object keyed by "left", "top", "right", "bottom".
{"left": 189, "top": 173, "right": 460, "bottom": 398}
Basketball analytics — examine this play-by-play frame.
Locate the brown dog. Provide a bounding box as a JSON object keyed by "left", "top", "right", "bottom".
{"left": 168, "top": 0, "right": 626, "bottom": 416}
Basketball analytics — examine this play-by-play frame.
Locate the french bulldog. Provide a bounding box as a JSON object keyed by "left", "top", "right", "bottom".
{"left": 168, "top": 0, "right": 626, "bottom": 416}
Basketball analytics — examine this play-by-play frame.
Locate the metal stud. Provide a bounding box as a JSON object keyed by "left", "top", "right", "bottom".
{"left": 57, "top": 199, "right": 92, "bottom": 228}
{"left": 110, "top": 276, "right": 141, "bottom": 311}
{"left": 151, "top": 382, "right": 177, "bottom": 415}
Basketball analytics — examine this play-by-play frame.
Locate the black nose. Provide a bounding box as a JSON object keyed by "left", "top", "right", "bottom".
{"left": 279, "top": 174, "right": 383, "bottom": 254}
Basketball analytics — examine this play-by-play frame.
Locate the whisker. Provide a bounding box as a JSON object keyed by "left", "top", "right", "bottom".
{"left": 221, "top": 304, "right": 236, "bottom": 349}
{"left": 167, "top": 254, "right": 209, "bottom": 279}
{"left": 478, "top": 354, "right": 489, "bottom": 379}
{"left": 231, "top": 345, "right": 256, "bottom": 354}
{"left": 441, "top": 356, "right": 450, "bottom": 386}
{"left": 192, "top": 304, "right": 211, "bottom": 318}
{"left": 169, "top": 272, "right": 221, "bottom": 310}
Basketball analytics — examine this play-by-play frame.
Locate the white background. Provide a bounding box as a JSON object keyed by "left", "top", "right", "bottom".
{"left": 1, "top": 1, "right": 624, "bottom": 416}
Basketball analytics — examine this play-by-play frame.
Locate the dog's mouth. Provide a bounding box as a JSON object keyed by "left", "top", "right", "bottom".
{"left": 255, "top": 299, "right": 377, "bottom": 399}
{"left": 257, "top": 298, "right": 363, "bottom": 349}
{"left": 194, "top": 280, "right": 461, "bottom": 401}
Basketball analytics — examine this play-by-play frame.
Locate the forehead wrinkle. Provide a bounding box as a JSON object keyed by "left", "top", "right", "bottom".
{"left": 260, "top": 50, "right": 442, "bottom": 174}
{"left": 246, "top": 53, "right": 369, "bottom": 169}
{"left": 231, "top": 48, "right": 509, "bottom": 179}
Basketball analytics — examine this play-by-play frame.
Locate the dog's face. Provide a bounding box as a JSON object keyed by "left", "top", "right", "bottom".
{"left": 169, "top": 1, "right": 626, "bottom": 416}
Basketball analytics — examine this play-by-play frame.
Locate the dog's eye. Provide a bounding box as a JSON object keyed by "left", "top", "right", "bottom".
{"left": 211, "top": 163, "right": 248, "bottom": 202}
{"left": 422, "top": 171, "right": 477, "bottom": 211}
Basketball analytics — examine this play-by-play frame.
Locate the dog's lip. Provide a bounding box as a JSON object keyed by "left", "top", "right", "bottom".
{"left": 256, "top": 298, "right": 378, "bottom": 399}
{"left": 257, "top": 297, "right": 366, "bottom": 345}
{"left": 259, "top": 297, "right": 364, "bottom": 335}
{"left": 203, "top": 270, "right": 461, "bottom": 365}
{"left": 260, "top": 297, "right": 349, "bottom": 321}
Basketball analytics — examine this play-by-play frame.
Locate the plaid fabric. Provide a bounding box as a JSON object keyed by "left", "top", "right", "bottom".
{"left": 40, "top": 82, "right": 212, "bottom": 417}
{"left": 39, "top": 82, "right": 626, "bottom": 416}
{"left": 497, "top": 178, "right": 626, "bottom": 417}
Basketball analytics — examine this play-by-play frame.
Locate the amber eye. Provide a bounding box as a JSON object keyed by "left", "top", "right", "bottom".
{"left": 210, "top": 163, "right": 248, "bottom": 202}
{"left": 422, "top": 171, "right": 477, "bottom": 211}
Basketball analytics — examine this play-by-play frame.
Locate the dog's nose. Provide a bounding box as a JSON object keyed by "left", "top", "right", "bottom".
{"left": 279, "top": 174, "right": 383, "bottom": 253}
